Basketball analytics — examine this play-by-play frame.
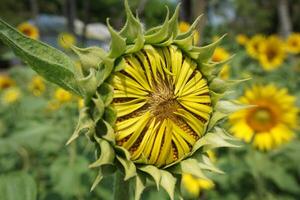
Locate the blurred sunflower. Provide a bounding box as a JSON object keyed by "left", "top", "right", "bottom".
{"left": 258, "top": 36, "right": 286, "bottom": 71}
{"left": 246, "top": 34, "right": 265, "bottom": 59}
{"left": 236, "top": 34, "right": 248, "bottom": 46}
{"left": 286, "top": 33, "right": 300, "bottom": 54}
{"left": 0, "top": 75, "right": 15, "bottom": 90}
{"left": 17, "top": 22, "right": 39, "bottom": 40}
{"left": 230, "top": 84, "right": 298, "bottom": 151}
{"left": 2, "top": 87, "right": 21, "bottom": 104}
{"left": 179, "top": 21, "right": 200, "bottom": 44}
{"left": 57, "top": 32, "right": 77, "bottom": 50}
{"left": 28, "top": 76, "right": 46, "bottom": 96}
{"left": 182, "top": 174, "right": 214, "bottom": 197}
{"left": 211, "top": 47, "right": 231, "bottom": 79}
{"left": 54, "top": 88, "right": 72, "bottom": 103}
{"left": 78, "top": 98, "right": 84, "bottom": 109}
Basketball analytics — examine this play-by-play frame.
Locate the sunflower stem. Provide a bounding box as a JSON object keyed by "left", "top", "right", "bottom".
{"left": 114, "top": 170, "right": 130, "bottom": 200}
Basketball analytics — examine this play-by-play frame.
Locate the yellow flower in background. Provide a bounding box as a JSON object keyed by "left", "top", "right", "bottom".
{"left": 182, "top": 174, "right": 214, "bottom": 197}
{"left": 0, "top": 75, "right": 15, "bottom": 90}
{"left": 28, "top": 76, "right": 46, "bottom": 96}
{"left": 46, "top": 101, "right": 61, "bottom": 111}
{"left": 57, "top": 32, "right": 77, "bottom": 50}
{"left": 54, "top": 88, "right": 72, "bottom": 103}
{"left": 179, "top": 21, "right": 200, "bottom": 44}
{"left": 229, "top": 85, "right": 298, "bottom": 151}
{"left": 212, "top": 47, "right": 231, "bottom": 79}
{"left": 246, "top": 35, "right": 265, "bottom": 59}
{"left": 17, "top": 22, "right": 39, "bottom": 40}
{"left": 286, "top": 33, "right": 300, "bottom": 54}
{"left": 78, "top": 98, "right": 84, "bottom": 109}
{"left": 258, "top": 36, "right": 286, "bottom": 71}
{"left": 236, "top": 34, "right": 248, "bottom": 45}
{"left": 2, "top": 88, "right": 21, "bottom": 104}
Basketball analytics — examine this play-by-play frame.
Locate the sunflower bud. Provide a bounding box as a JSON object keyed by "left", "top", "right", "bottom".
{"left": 0, "top": 1, "right": 241, "bottom": 199}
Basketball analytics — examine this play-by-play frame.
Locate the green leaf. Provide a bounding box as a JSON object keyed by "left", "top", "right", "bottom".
{"left": 0, "top": 172, "right": 37, "bottom": 200}
{"left": 0, "top": 19, "right": 82, "bottom": 96}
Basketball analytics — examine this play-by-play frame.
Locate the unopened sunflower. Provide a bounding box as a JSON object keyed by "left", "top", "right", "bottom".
{"left": 258, "top": 36, "right": 286, "bottom": 71}
{"left": 17, "top": 22, "right": 39, "bottom": 40}
{"left": 286, "top": 33, "right": 300, "bottom": 54}
{"left": 230, "top": 84, "right": 298, "bottom": 151}
{"left": 0, "top": 1, "right": 240, "bottom": 199}
{"left": 246, "top": 34, "right": 265, "bottom": 59}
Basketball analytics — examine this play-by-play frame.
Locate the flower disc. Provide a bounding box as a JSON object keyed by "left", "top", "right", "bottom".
{"left": 113, "top": 45, "right": 212, "bottom": 167}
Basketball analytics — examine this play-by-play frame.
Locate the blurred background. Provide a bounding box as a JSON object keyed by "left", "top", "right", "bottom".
{"left": 0, "top": 0, "right": 299, "bottom": 200}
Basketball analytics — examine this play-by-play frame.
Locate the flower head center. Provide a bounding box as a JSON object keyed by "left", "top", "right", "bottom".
{"left": 247, "top": 106, "right": 277, "bottom": 132}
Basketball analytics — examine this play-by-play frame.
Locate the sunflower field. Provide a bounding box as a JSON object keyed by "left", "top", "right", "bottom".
{"left": 0, "top": 0, "right": 299, "bottom": 200}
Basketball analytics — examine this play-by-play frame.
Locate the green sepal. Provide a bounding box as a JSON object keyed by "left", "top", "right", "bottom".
{"left": 107, "top": 19, "right": 126, "bottom": 58}
{"left": 189, "top": 34, "right": 226, "bottom": 62}
{"left": 114, "top": 58, "right": 127, "bottom": 72}
{"left": 120, "top": 0, "right": 143, "bottom": 44}
{"left": 66, "top": 108, "right": 95, "bottom": 145}
{"left": 95, "top": 119, "right": 115, "bottom": 143}
{"left": 159, "top": 170, "right": 176, "bottom": 200}
{"left": 176, "top": 15, "right": 202, "bottom": 40}
{"left": 192, "top": 127, "right": 239, "bottom": 154}
{"left": 145, "top": 7, "right": 169, "bottom": 44}
{"left": 170, "top": 158, "right": 207, "bottom": 179}
{"left": 216, "top": 100, "right": 254, "bottom": 114}
{"left": 198, "top": 63, "right": 216, "bottom": 80}
{"left": 116, "top": 156, "right": 137, "bottom": 181}
{"left": 212, "top": 54, "right": 235, "bottom": 75}
{"left": 97, "top": 83, "right": 114, "bottom": 106}
{"left": 78, "top": 68, "right": 99, "bottom": 99}
{"left": 125, "top": 30, "right": 145, "bottom": 54}
{"left": 0, "top": 19, "right": 82, "bottom": 96}
{"left": 89, "top": 139, "right": 115, "bottom": 168}
{"left": 197, "top": 155, "right": 224, "bottom": 174}
{"left": 134, "top": 174, "right": 146, "bottom": 200}
{"left": 103, "top": 106, "right": 117, "bottom": 126}
{"left": 210, "top": 77, "right": 251, "bottom": 93}
{"left": 207, "top": 111, "right": 227, "bottom": 130}
{"left": 210, "top": 90, "right": 225, "bottom": 106}
{"left": 115, "top": 146, "right": 131, "bottom": 160}
{"left": 71, "top": 46, "right": 107, "bottom": 73}
{"left": 92, "top": 94, "right": 105, "bottom": 122}
{"left": 174, "top": 15, "right": 202, "bottom": 50}
{"left": 167, "top": 4, "right": 180, "bottom": 39}
{"left": 139, "top": 165, "right": 161, "bottom": 190}
{"left": 90, "top": 169, "right": 103, "bottom": 191}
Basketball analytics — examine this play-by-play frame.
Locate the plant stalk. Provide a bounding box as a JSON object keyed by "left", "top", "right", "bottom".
{"left": 114, "top": 171, "right": 130, "bottom": 200}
